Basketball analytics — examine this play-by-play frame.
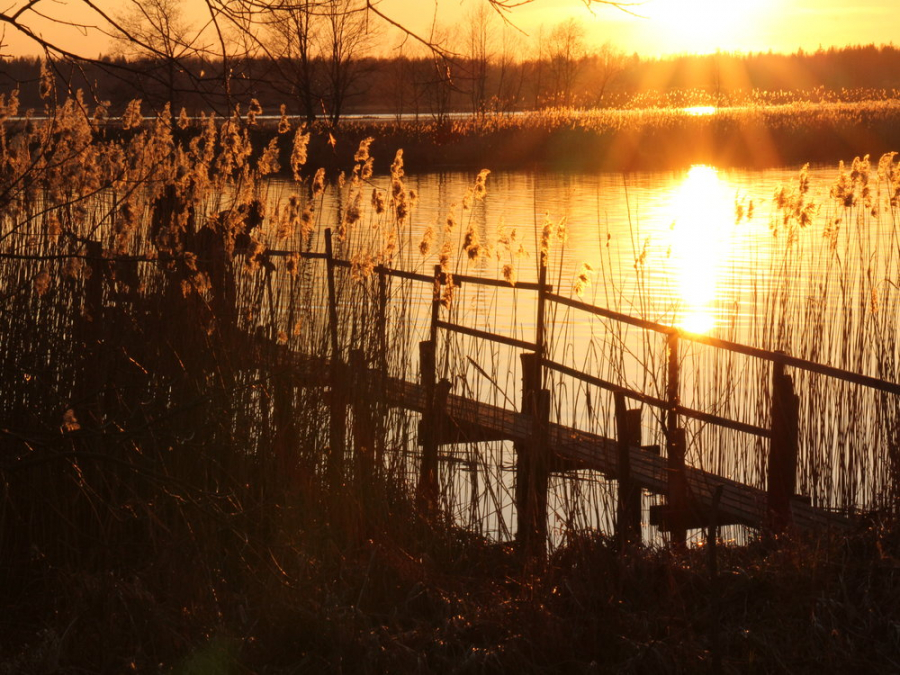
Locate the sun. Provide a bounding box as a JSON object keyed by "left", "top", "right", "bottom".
{"left": 642, "top": 0, "right": 773, "bottom": 54}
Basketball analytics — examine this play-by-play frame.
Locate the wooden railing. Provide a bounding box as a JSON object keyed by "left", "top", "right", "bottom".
{"left": 268, "top": 228, "right": 900, "bottom": 549}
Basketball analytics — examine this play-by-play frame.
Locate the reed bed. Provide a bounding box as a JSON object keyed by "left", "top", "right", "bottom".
{"left": 297, "top": 97, "right": 900, "bottom": 173}
{"left": 1, "top": 89, "right": 899, "bottom": 672}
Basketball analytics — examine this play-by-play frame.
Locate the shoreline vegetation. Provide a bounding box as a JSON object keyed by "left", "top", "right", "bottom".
{"left": 299, "top": 99, "right": 900, "bottom": 172}
{"left": 1, "top": 89, "right": 900, "bottom": 673}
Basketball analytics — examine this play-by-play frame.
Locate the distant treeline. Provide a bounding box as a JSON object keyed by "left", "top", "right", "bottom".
{"left": 2, "top": 43, "right": 900, "bottom": 121}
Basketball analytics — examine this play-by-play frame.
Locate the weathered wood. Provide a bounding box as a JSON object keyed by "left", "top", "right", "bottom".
{"left": 768, "top": 355, "right": 800, "bottom": 534}
{"left": 435, "top": 319, "right": 538, "bottom": 352}
{"left": 667, "top": 427, "right": 688, "bottom": 549}
{"left": 272, "top": 366, "right": 297, "bottom": 489}
{"left": 324, "top": 228, "right": 341, "bottom": 363}
{"left": 546, "top": 290, "right": 900, "bottom": 397}
{"left": 324, "top": 228, "right": 345, "bottom": 485}
{"left": 269, "top": 352, "right": 852, "bottom": 535}
{"left": 615, "top": 394, "right": 642, "bottom": 546}
{"left": 350, "top": 349, "right": 375, "bottom": 487}
{"left": 516, "top": 352, "right": 550, "bottom": 556}
{"left": 416, "top": 340, "right": 439, "bottom": 513}
{"left": 707, "top": 484, "right": 724, "bottom": 578}
{"left": 430, "top": 264, "right": 442, "bottom": 345}
{"left": 666, "top": 331, "right": 680, "bottom": 455}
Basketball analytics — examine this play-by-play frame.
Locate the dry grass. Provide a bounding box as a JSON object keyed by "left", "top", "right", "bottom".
{"left": 1, "top": 89, "right": 899, "bottom": 672}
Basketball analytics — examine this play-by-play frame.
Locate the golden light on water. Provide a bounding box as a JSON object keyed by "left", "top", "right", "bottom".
{"left": 683, "top": 106, "right": 717, "bottom": 116}
{"left": 662, "top": 165, "right": 738, "bottom": 334}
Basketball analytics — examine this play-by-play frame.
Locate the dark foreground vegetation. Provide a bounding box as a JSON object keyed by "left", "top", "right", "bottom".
{"left": 2, "top": 91, "right": 900, "bottom": 673}
{"left": 5, "top": 480, "right": 900, "bottom": 674}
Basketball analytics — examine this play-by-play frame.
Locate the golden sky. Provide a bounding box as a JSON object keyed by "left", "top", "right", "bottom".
{"left": 0, "top": 0, "right": 895, "bottom": 58}
{"left": 388, "top": 0, "right": 897, "bottom": 56}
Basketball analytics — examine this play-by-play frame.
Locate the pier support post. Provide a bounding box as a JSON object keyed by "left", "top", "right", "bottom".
{"left": 417, "top": 340, "right": 439, "bottom": 513}
{"left": 767, "top": 354, "right": 799, "bottom": 534}
{"left": 615, "top": 393, "right": 642, "bottom": 547}
{"left": 665, "top": 331, "right": 687, "bottom": 549}
{"left": 516, "top": 352, "right": 550, "bottom": 558}
{"left": 668, "top": 427, "right": 688, "bottom": 550}
{"left": 350, "top": 349, "right": 375, "bottom": 488}
{"left": 272, "top": 367, "right": 297, "bottom": 489}
{"left": 324, "top": 228, "right": 346, "bottom": 487}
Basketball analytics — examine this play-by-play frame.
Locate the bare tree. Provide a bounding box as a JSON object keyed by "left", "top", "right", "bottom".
{"left": 318, "top": 0, "right": 378, "bottom": 125}
{"left": 583, "top": 41, "right": 626, "bottom": 107}
{"left": 0, "top": 0, "right": 639, "bottom": 116}
{"left": 493, "top": 22, "right": 526, "bottom": 112}
{"left": 464, "top": 1, "right": 495, "bottom": 116}
{"left": 112, "top": 0, "right": 196, "bottom": 110}
{"left": 265, "top": 0, "right": 321, "bottom": 123}
{"left": 547, "top": 18, "right": 586, "bottom": 107}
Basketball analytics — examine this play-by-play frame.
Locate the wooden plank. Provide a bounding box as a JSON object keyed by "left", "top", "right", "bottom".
{"left": 546, "top": 290, "right": 900, "bottom": 396}
{"left": 260, "top": 350, "right": 852, "bottom": 535}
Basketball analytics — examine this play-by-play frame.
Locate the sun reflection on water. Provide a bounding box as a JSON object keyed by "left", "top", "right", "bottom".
{"left": 662, "top": 165, "right": 740, "bottom": 334}
{"left": 683, "top": 105, "right": 717, "bottom": 116}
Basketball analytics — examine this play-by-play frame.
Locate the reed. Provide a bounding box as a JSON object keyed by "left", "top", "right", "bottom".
{"left": 1, "top": 90, "right": 899, "bottom": 672}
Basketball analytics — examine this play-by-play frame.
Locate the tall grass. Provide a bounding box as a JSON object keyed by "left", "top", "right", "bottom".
{"left": 1, "top": 88, "right": 899, "bottom": 671}
{"left": 300, "top": 98, "right": 900, "bottom": 172}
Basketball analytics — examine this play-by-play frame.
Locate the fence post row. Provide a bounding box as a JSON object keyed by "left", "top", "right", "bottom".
{"left": 284, "top": 242, "right": 857, "bottom": 542}
{"left": 767, "top": 353, "right": 800, "bottom": 533}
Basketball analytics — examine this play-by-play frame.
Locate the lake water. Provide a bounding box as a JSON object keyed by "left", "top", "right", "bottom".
{"left": 270, "top": 160, "right": 899, "bottom": 544}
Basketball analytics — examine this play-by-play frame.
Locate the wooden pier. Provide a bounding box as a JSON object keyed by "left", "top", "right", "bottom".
{"left": 279, "top": 347, "right": 853, "bottom": 542}
{"left": 257, "top": 228, "right": 900, "bottom": 548}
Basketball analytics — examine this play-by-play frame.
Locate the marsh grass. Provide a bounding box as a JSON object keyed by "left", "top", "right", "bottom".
{"left": 287, "top": 98, "right": 900, "bottom": 173}
{"left": 1, "top": 89, "right": 899, "bottom": 672}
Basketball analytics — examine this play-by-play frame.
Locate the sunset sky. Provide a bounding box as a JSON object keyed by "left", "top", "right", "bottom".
{"left": 391, "top": 0, "right": 896, "bottom": 56}
{"left": 0, "top": 0, "right": 894, "bottom": 59}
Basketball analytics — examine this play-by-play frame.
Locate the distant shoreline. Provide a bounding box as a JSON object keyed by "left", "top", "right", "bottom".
{"left": 251, "top": 101, "right": 900, "bottom": 175}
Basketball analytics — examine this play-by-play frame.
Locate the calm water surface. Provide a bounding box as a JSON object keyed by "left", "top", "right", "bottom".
{"left": 272, "top": 163, "right": 898, "bottom": 543}
{"left": 390, "top": 164, "right": 859, "bottom": 340}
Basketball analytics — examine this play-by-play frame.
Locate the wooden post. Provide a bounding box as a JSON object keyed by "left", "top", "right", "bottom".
{"left": 350, "top": 349, "right": 374, "bottom": 488}
{"left": 71, "top": 240, "right": 107, "bottom": 429}
{"left": 664, "top": 330, "right": 687, "bottom": 549}
{"left": 516, "top": 352, "right": 550, "bottom": 558}
{"left": 324, "top": 229, "right": 341, "bottom": 362}
{"left": 272, "top": 367, "right": 297, "bottom": 490}
{"left": 417, "top": 340, "right": 439, "bottom": 512}
{"left": 377, "top": 270, "right": 388, "bottom": 383}
{"left": 665, "top": 330, "right": 680, "bottom": 455}
{"left": 767, "top": 354, "right": 799, "bottom": 534}
{"left": 375, "top": 270, "right": 389, "bottom": 470}
{"left": 517, "top": 260, "right": 551, "bottom": 558}
{"left": 668, "top": 427, "right": 688, "bottom": 550}
{"left": 324, "top": 228, "right": 345, "bottom": 486}
{"left": 707, "top": 483, "right": 724, "bottom": 675}
{"left": 615, "top": 393, "right": 642, "bottom": 547}
{"left": 707, "top": 484, "right": 723, "bottom": 578}
{"left": 430, "top": 263, "right": 442, "bottom": 344}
